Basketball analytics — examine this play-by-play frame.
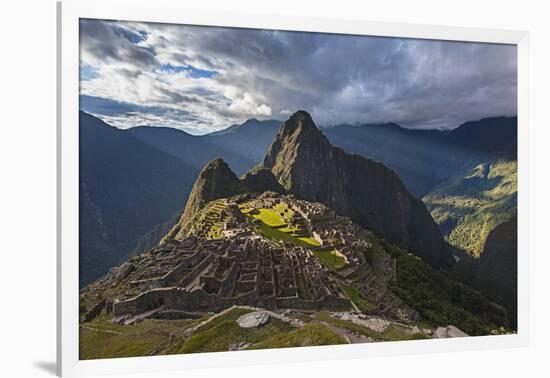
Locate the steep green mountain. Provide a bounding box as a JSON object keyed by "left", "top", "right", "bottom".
{"left": 79, "top": 111, "right": 197, "bottom": 286}
{"left": 423, "top": 160, "right": 517, "bottom": 256}
{"left": 259, "top": 111, "right": 452, "bottom": 268}
{"left": 451, "top": 216, "right": 517, "bottom": 328}
{"left": 324, "top": 117, "right": 517, "bottom": 197}
{"left": 164, "top": 158, "right": 284, "bottom": 240}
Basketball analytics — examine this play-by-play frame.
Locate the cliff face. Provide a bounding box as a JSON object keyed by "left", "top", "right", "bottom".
{"left": 260, "top": 111, "right": 451, "bottom": 268}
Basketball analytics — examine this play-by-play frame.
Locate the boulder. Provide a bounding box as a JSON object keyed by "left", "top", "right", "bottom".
{"left": 446, "top": 325, "right": 469, "bottom": 338}
{"left": 236, "top": 311, "right": 271, "bottom": 328}
{"left": 432, "top": 325, "right": 469, "bottom": 339}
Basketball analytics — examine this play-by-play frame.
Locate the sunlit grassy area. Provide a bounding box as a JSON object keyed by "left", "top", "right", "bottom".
{"left": 245, "top": 204, "right": 321, "bottom": 248}
{"left": 311, "top": 249, "right": 346, "bottom": 270}
{"left": 253, "top": 222, "right": 318, "bottom": 247}
{"left": 172, "top": 308, "right": 295, "bottom": 354}
{"left": 252, "top": 208, "right": 286, "bottom": 227}
{"left": 248, "top": 323, "right": 346, "bottom": 349}
{"left": 273, "top": 202, "right": 295, "bottom": 222}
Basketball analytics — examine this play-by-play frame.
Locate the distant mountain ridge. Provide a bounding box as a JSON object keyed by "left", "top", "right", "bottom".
{"left": 117, "top": 114, "right": 517, "bottom": 198}
{"left": 324, "top": 116, "right": 517, "bottom": 197}
{"left": 127, "top": 118, "right": 282, "bottom": 176}
{"left": 79, "top": 111, "right": 197, "bottom": 287}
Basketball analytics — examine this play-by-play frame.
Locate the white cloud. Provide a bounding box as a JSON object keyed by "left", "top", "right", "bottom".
{"left": 79, "top": 19, "right": 517, "bottom": 134}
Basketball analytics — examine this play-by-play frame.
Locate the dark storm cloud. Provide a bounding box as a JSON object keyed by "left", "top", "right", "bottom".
{"left": 80, "top": 19, "right": 157, "bottom": 67}
{"left": 79, "top": 19, "right": 517, "bottom": 133}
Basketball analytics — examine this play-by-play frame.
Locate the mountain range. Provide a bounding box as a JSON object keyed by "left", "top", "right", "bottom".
{"left": 79, "top": 112, "right": 197, "bottom": 286}
{"left": 79, "top": 111, "right": 517, "bottom": 286}
{"left": 324, "top": 116, "right": 517, "bottom": 197}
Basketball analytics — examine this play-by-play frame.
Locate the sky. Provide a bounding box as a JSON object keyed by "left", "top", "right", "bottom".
{"left": 79, "top": 18, "right": 517, "bottom": 135}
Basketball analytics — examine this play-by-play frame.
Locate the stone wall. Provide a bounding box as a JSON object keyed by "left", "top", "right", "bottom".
{"left": 177, "top": 253, "right": 215, "bottom": 288}
{"left": 162, "top": 250, "right": 206, "bottom": 286}
{"left": 113, "top": 285, "right": 351, "bottom": 317}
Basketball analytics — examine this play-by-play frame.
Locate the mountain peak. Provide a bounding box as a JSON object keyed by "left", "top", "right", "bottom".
{"left": 261, "top": 110, "right": 329, "bottom": 172}
{"left": 280, "top": 110, "right": 321, "bottom": 137}
{"left": 200, "top": 157, "right": 233, "bottom": 176}
{"left": 174, "top": 158, "right": 241, "bottom": 233}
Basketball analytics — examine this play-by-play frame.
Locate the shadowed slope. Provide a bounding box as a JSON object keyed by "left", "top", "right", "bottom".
{"left": 79, "top": 111, "right": 197, "bottom": 286}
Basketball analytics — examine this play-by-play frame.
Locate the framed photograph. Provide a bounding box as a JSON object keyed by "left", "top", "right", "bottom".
{"left": 57, "top": 0, "right": 529, "bottom": 376}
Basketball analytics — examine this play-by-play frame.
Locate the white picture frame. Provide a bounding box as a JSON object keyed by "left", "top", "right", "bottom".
{"left": 57, "top": 0, "right": 530, "bottom": 376}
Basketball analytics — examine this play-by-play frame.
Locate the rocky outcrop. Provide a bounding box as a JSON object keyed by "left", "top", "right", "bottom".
{"left": 241, "top": 167, "right": 285, "bottom": 195}
{"left": 164, "top": 158, "right": 284, "bottom": 241}
{"left": 175, "top": 158, "right": 243, "bottom": 233}
{"left": 236, "top": 311, "right": 271, "bottom": 328}
{"left": 260, "top": 111, "right": 451, "bottom": 268}
{"left": 432, "top": 325, "right": 469, "bottom": 338}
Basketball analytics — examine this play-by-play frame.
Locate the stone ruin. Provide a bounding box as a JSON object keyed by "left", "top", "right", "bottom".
{"left": 111, "top": 236, "right": 351, "bottom": 319}
{"left": 84, "top": 195, "right": 416, "bottom": 323}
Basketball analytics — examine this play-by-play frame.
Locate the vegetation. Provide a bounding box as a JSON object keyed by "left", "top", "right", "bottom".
{"left": 252, "top": 208, "right": 287, "bottom": 227}
{"left": 79, "top": 112, "right": 197, "bottom": 287}
{"left": 424, "top": 160, "right": 517, "bottom": 256}
{"left": 79, "top": 319, "right": 199, "bottom": 359}
{"left": 389, "top": 253, "right": 509, "bottom": 335}
{"left": 296, "top": 274, "right": 312, "bottom": 299}
{"left": 339, "top": 284, "right": 376, "bottom": 313}
{"left": 245, "top": 204, "right": 321, "bottom": 248}
{"left": 170, "top": 307, "right": 349, "bottom": 354}
{"left": 177, "top": 319, "right": 293, "bottom": 354}
{"left": 194, "top": 308, "right": 253, "bottom": 333}
{"left": 314, "top": 312, "right": 428, "bottom": 341}
{"left": 381, "top": 324, "right": 430, "bottom": 341}
{"left": 314, "top": 312, "right": 380, "bottom": 339}
{"left": 311, "top": 249, "right": 347, "bottom": 271}
{"left": 248, "top": 323, "right": 346, "bottom": 349}
{"left": 363, "top": 237, "right": 388, "bottom": 274}
{"left": 252, "top": 222, "right": 317, "bottom": 247}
